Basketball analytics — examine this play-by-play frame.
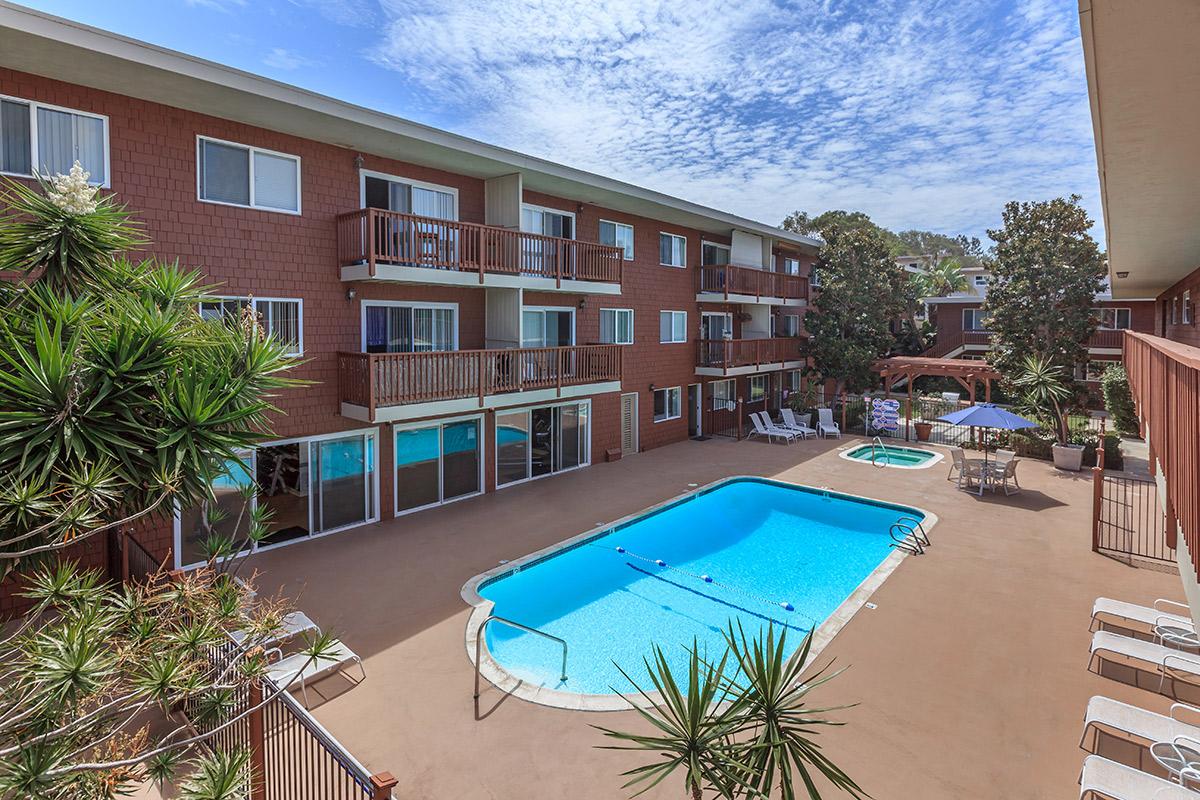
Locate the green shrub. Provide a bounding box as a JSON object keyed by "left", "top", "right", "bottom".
{"left": 1100, "top": 364, "right": 1140, "bottom": 436}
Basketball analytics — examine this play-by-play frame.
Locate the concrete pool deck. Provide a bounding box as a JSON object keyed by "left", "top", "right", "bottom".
{"left": 248, "top": 435, "right": 1181, "bottom": 799}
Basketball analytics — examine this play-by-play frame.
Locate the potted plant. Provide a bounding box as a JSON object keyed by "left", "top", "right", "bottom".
{"left": 911, "top": 392, "right": 933, "bottom": 441}
{"left": 1013, "top": 355, "right": 1084, "bottom": 470}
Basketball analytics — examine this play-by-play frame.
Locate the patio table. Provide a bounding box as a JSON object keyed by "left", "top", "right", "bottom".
{"left": 964, "top": 457, "right": 991, "bottom": 495}
{"left": 1151, "top": 739, "right": 1200, "bottom": 785}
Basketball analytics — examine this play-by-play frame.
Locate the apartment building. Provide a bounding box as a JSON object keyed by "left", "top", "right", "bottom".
{"left": 922, "top": 264, "right": 1156, "bottom": 392}
{"left": 0, "top": 5, "right": 818, "bottom": 572}
{"left": 1080, "top": 0, "right": 1200, "bottom": 612}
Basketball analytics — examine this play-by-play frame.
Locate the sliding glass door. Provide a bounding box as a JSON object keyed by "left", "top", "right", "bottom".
{"left": 496, "top": 402, "right": 591, "bottom": 488}
{"left": 363, "top": 303, "right": 456, "bottom": 353}
{"left": 395, "top": 417, "right": 482, "bottom": 514}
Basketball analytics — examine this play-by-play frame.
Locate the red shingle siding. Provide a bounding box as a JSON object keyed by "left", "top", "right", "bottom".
{"left": 1158, "top": 267, "right": 1200, "bottom": 348}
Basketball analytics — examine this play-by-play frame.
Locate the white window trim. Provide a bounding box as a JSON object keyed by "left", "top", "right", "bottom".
{"left": 777, "top": 313, "right": 801, "bottom": 337}
{"left": 173, "top": 427, "right": 379, "bottom": 570}
{"left": 359, "top": 300, "right": 460, "bottom": 352}
{"left": 0, "top": 92, "right": 111, "bottom": 187}
{"left": 599, "top": 307, "right": 635, "bottom": 345}
{"left": 393, "top": 413, "right": 484, "bottom": 517}
{"left": 522, "top": 305, "right": 576, "bottom": 346}
{"left": 520, "top": 202, "right": 576, "bottom": 239}
{"left": 196, "top": 135, "right": 302, "bottom": 215}
{"left": 1173, "top": 297, "right": 1180, "bottom": 325}
{"left": 748, "top": 375, "right": 767, "bottom": 401}
{"left": 700, "top": 240, "right": 731, "bottom": 266}
{"left": 660, "top": 310, "right": 687, "bottom": 344}
{"left": 782, "top": 257, "right": 801, "bottom": 275}
{"left": 600, "top": 219, "right": 635, "bottom": 260}
{"left": 357, "top": 168, "right": 460, "bottom": 219}
{"left": 1093, "top": 306, "right": 1132, "bottom": 330}
{"left": 701, "top": 311, "right": 733, "bottom": 340}
{"left": 201, "top": 295, "right": 304, "bottom": 356}
{"left": 494, "top": 399, "right": 592, "bottom": 489}
{"left": 809, "top": 266, "right": 822, "bottom": 288}
{"left": 653, "top": 386, "right": 682, "bottom": 423}
{"left": 962, "top": 308, "right": 986, "bottom": 331}
{"left": 659, "top": 232, "right": 687, "bottom": 268}
{"left": 1185, "top": 291, "right": 1193, "bottom": 325}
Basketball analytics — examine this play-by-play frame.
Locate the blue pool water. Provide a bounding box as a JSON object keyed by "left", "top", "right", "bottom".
{"left": 478, "top": 478, "right": 922, "bottom": 696}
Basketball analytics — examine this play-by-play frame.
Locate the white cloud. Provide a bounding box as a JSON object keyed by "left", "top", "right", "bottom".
{"left": 183, "top": 0, "right": 246, "bottom": 12}
{"left": 262, "top": 47, "right": 318, "bottom": 70}
{"left": 365, "top": 0, "right": 1101, "bottom": 241}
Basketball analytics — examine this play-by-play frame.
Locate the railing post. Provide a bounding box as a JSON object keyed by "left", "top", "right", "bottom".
{"left": 366, "top": 209, "right": 377, "bottom": 278}
{"left": 367, "top": 354, "right": 378, "bottom": 423}
{"left": 1091, "top": 465, "right": 1104, "bottom": 553}
{"left": 478, "top": 351, "right": 486, "bottom": 407}
{"left": 248, "top": 678, "right": 266, "bottom": 800}
{"left": 556, "top": 347, "right": 563, "bottom": 396}
{"left": 736, "top": 398, "right": 745, "bottom": 440}
{"left": 369, "top": 771, "right": 398, "bottom": 800}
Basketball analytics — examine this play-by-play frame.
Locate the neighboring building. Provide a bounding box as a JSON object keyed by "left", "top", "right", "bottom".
{"left": 0, "top": 5, "right": 817, "bottom": 572}
{"left": 921, "top": 264, "right": 1156, "bottom": 395}
{"left": 1080, "top": 1, "right": 1200, "bottom": 609}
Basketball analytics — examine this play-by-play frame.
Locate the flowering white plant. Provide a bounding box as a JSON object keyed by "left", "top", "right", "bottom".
{"left": 45, "top": 160, "right": 99, "bottom": 215}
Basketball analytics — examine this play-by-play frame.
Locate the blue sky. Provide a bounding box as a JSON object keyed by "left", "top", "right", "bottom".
{"left": 23, "top": 0, "right": 1102, "bottom": 243}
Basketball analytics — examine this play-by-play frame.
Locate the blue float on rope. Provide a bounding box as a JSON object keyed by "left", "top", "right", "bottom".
{"left": 701, "top": 574, "right": 713, "bottom": 583}
{"left": 615, "top": 546, "right": 625, "bottom": 554}
{"left": 780, "top": 601, "right": 795, "bottom": 611}
{"left": 655, "top": 559, "right": 667, "bottom": 567}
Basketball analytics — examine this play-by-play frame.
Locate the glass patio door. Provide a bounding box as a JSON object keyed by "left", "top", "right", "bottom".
{"left": 314, "top": 433, "right": 374, "bottom": 533}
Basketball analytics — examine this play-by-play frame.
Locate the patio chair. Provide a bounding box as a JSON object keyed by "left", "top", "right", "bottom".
{"left": 995, "top": 448, "right": 1017, "bottom": 463}
{"left": 815, "top": 408, "right": 841, "bottom": 438}
{"left": 991, "top": 458, "right": 1022, "bottom": 495}
{"left": 1079, "top": 754, "right": 1199, "bottom": 799}
{"left": 266, "top": 638, "right": 365, "bottom": 708}
{"left": 1091, "top": 598, "right": 1193, "bottom": 637}
{"left": 779, "top": 408, "right": 817, "bottom": 438}
{"left": 1089, "top": 631, "right": 1200, "bottom": 695}
{"left": 947, "top": 447, "right": 967, "bottom": 482}
{"left": 952, "top": 453, "right": 985, "bottom": 494}
{"left": 1080, "top": 695, "right": 1200, "bottom": 754}
{"left": 748, "top": 412, "right": 797, "bottom": 444}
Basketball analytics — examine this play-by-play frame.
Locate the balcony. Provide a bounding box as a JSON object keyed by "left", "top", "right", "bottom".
{"left": 696, "top": 264, "right": 808, "bottom": 305}
{"left": 696, "top": 337, "right": 806, "bottom": 376}
{"left": 338, "top": 344, "right": 623, "bottom": 423}
{"left": 336, "top": 209, "right": 623, "bottom": 294}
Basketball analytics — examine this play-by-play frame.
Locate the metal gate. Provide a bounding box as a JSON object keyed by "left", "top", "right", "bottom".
{"left": 1096, "top": 473, "right": 1173, "bottom": 567}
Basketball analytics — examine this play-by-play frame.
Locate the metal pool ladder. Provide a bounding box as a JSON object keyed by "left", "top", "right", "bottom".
{"left": 474, "top": 615, "right": 568, "bottom": 699}
{"left": 889, "top": 515, "right": 931, "bottom": 555}
{"left": 870, "top": 436, "right": 890, "bottom": 468}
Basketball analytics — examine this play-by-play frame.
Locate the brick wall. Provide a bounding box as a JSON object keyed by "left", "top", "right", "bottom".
{"left": 1158, "top": 267, "right": 1200, "bottom": 348}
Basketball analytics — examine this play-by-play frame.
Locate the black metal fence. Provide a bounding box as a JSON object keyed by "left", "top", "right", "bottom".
{"left": 1096, "top": 473, "right": 1174, "bottom": 568}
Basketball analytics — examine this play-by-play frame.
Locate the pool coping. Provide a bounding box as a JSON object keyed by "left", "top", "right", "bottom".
{"left": 460, "top": 475, "right": 939, "bottom": 712}
{"left": 837, "top": 442, "right": 945, "bottom": 470}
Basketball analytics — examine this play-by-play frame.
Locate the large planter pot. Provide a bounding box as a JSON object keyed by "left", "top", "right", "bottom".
{"left": 1051, "top": 443, "right": 1085, "bottom": 471}
{"left": 913, "top": 421, "right": 933, "bottom": 442}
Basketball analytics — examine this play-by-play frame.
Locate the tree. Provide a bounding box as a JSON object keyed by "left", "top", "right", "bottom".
{"left": 800, "top": 220, "right": 908, "bottom": 395}
{"left": 1100, "top": 364, "right": 1140, "bottom": 436}
{"left": 1012, "top": 355, "right": 1076, "bottom": 445}
{"left": 897, "top": 256, "right": 972, "bottom": 354}
{"left": 0, "top": 166, "right": 323, "bottom": 798}
{"left": 781, "top": 210, "right": 904, "bottom": 256}
{"left": 982, "top": 195, "right": 1107, "bottom": 384}
{"left": 894, "top": 230, "right": 983, "bottom": 266}
{"left": 597, "top": 624, "right": 865, "bottom": 800}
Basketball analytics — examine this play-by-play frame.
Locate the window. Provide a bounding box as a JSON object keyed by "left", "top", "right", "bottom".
{"left": 1172, "top": 297, "right": 1180, "bottom": 325}
{"left": 362, "top": 302, "right": 456, "bottom": 353}
{"left": 199, "top": 296, "right": 303, "bottom": 355}
{"left": 599, "top": 220, "right": 634, "bottom": 260}
{"left": 775, "top": 314, "right": 801, "bottom": 337}
{"left": 521, "top": 204, "right": 574, "bottom": 238}
{"left": 1185, "top": 291, "right": 1193, "bottom": 325}
{"left": 1094, "top": 307, "right": 1132, "bottom": 330}
{"left": 782, "top": 257, "right": 801, "bottom": 275}
{"left": 496, "top": 401, "right": 590, "bottom": 487}
{"left": 599, "top": 308, "right": 634, "bottom": 345}
{"left": 198, "top": 137, "right": 300, "bottom": 213}
{"left": 363, "top": 172, "right": 456, "bottom": 220}
{"left": 809, "top": 267, "right": 821, "bottom": 288}
{"left": 785, "top": 370, "right": 802, "bottom": 394}
{"left": 522, "top": 307, "right": 574, "bottom": 347}
{"left": 973, "top": 275, "right": 988, "bottom": 288}
{"left": 653, "top": 387, "right": 681, "bottom": 422}
{"left": 710, "top": 379, "right": 735, "bottom": 411}
{"left": 1075, "top": 360, "right": 1111, "bottom": 383}
{"left": 659, "top": 311, "right": 687, "bottom": 343}
{"left": 962, "top": 308, "right": 987, "bottom": 331}
{"left": 701, "top": 242, "right": 730, "bottom": 266}
{"left": 394, "top": 416, "right": 481, "bottom": 514}
{"left": 659, "top": 233, "right": 687, "bottom": 267}
{"left": 0, "top": 95, "right": 108, "bottom": 184}
{"left": 748, "top": 375, "right": 767, "bottom": 402}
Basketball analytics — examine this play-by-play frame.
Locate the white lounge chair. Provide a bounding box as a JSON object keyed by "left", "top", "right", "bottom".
{"left": 815, "top": 408, "right": 841, "bottom": 438}
{"left": 266, "top": 638, "right": 365, "bottom": 707}
{"left": 748, "top": 412, "right": 797, "bottom": 444}
{"left": 1080, "top": 695, "right": 1200, "bottom": 753}
{"left": 231, "top": 610, "right": 320, "bottom": 648}
{"left": 1089, "top": 631, "right": 1200, "bottom": 694}
{"left": 1079, "top": 754, "right": 1199, "bottom": 799}
{"left": 779, "top": 408, "right": 817, "bottom": 438}
{"left": 1091, "top": 598, "right": 1193, "bottom": 636}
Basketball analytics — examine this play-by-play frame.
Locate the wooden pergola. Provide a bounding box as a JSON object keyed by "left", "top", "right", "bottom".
{"left": 872, "top": 355, "right": 1003, "bottom": 439}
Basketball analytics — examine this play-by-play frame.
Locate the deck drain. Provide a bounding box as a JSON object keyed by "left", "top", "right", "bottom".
{"left": 865, "top": 602, "right": 878, "bottom": 610}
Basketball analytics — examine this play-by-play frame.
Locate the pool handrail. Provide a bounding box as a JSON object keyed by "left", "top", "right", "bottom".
{"left": 895, "top": 515, "right": 930, "bottom": 546}
{"left": 474, "top": 615, "right": 568, "bottom": 700}
{"left": 870, "top": 436, "right": 890, "bottom": 468}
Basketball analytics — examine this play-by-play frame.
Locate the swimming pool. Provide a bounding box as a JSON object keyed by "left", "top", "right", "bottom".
{"left": 840, "top": 443, "right": 943, "bottom": 469}
{"left": 464, "top": 477, "right": 933, "bottom": 709}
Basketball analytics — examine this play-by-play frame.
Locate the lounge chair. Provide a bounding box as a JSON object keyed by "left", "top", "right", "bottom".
{"left": 1089, "top": 631, "right": 1200, "bottom": 694}
{"left": 815, "top": 408, "right": 841, "bottom": 438}
{"left": 779, "top": 408, "right": 817, "bottom": 438}
{"left": 266, "top": 638, "right": 365, "bottom": 707}
{"left": 1080, "top": 695, "right": 1200, "bottom": 754}
{"left": 1079, "top": 754, "right": 1199, "bottom": 799}
{"left": 1091, "top": 598, "right": 1193, "bottom": 637}
{"left": 748, "top": 412, "right": 797, "bottom": 444}
{"left": 231, "top": 610, "right": 320, "bottom": 648}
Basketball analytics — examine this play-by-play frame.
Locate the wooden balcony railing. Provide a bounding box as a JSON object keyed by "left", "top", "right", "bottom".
{"left": 697, "top": 337, "right": 805, "bottom": 370}
{"left": 922, "top": 328, "right": 1127, "bottom": 359}
{"left": 697, "top": 264, "right": 808, "bottom": 302}
{"left": 339, "top": 344, "right": 623, "bottom": 419}
{"left": 1089, "top": 328, "right": 1125, "bottom": 349}
{"left": 1123, "top": 330, "right": 1200, "bottom": 579}
{"left": 336, "top": 208, "right": 623, "bottom": 287}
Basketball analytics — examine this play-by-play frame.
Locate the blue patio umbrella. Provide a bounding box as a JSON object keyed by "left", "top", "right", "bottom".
{"left": 937, "top": 402, "right": 1039, "bottom": 464}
